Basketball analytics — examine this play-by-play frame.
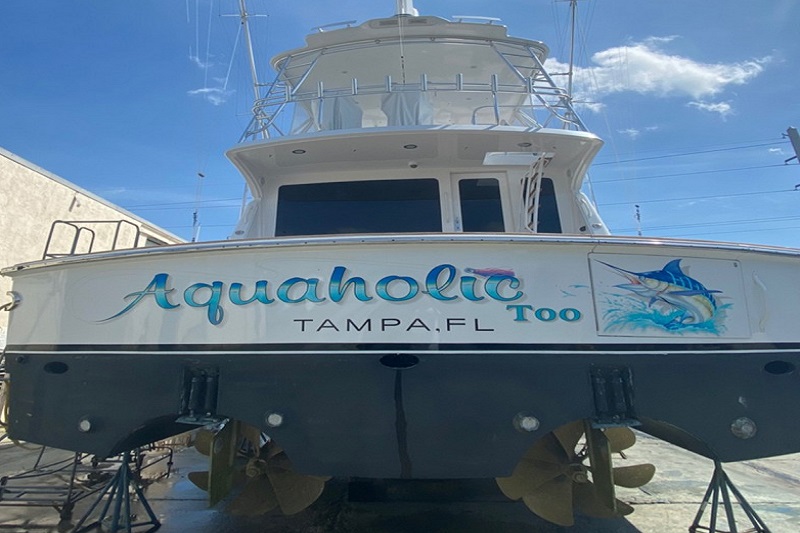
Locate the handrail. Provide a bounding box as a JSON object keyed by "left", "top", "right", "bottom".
{"left": 242, "top": 73, "right": 582, "bottom": 140}
{"left": 42, "top": 220, "right": 142, "bottom": 260}
{"left": 243, "top": 34, "right": 585, "bottom": 141}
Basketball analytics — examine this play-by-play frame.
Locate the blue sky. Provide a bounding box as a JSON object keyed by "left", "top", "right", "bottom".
{"left": 1, "top": 0, "right": 799, "bottom": 246}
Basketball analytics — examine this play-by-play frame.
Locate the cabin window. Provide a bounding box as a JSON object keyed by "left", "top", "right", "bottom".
{"left": 532, "top": 178, "right": 562, "bottom": 233}
{"left": 275, "top": 179, "right": 442, "bottom": 236}
{"left": 458, "top": 178, "right": 505, "bottom": 231}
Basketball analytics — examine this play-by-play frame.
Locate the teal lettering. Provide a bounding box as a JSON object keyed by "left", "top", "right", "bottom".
{"left": 376, "top": 276, "right": 419, "bottom": 302}
{"left": 559, "top": 308, "right": 582, "bottom": 322}
{"left": 460, "top": 276, "right": 485, "bottom": 301}
{"left": 534, "top": 307, "right": 557, "bottom": 322}
{"left": 101, "top": 273, "right": 179, "bottom": 322}
{"left": 277, "top": 278, "right": 326, "bottom": 303}
{"left": 184, "top": 282, "right": 225, "bottom": 325}
{"left": 485, "top": 275, "right": 523, "bottom": 302}
{"left": 229, "top": 281, "right": 274, "bottom": 305}
{"left": 329, "top": 266, "right": 372, "bottom": 302}
{"left": 506, "top": 304, "right": 533, "bottom": 322}
{"left": 425, "top": 264, "right": 458, "bottom": 301}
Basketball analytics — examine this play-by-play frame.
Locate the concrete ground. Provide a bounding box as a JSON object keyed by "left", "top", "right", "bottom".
{"left": 0, "top": 433, "right": 798, "bottom": 532}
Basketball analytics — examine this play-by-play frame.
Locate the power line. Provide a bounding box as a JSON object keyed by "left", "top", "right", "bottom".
{"left": 131, "top": 204, "right": 240, "bottom": 212}
{"left": 593, "top": 163, "right": 790, "bottom": 184}
{"left": 164, "top": 223, "right": 237, "bottom": 230}
{"left": 615, "top": 214, "right": 800, "bottom": 234}
{"left": 598, "top": 188, "right": 793, "bottom": 207}
{"left": 641, "top": 225, "right": 800, "bottom": 240}
{"left": 121, "top": 197, "right": 241, "bottom": 209}
{"left": 593, "top": 140, "right": 788, "bottom": 166}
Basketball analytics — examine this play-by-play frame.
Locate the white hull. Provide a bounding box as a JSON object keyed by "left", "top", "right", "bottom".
{"left": 5, "top": 234, "right": 800, "bottom": 475}
{"left": 7, "top": 234, "right": 796, "bottom": 346}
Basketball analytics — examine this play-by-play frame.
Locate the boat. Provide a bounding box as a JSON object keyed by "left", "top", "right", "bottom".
{"left": 2, "top": 0, "right": 799, "bottom": 526}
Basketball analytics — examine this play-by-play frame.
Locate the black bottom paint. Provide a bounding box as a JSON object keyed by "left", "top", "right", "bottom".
{"left": 394, "top": 371, "right": 413, "bottom": 478}
{"left": 6, "top": 346, "right": 800, "bottom": 477}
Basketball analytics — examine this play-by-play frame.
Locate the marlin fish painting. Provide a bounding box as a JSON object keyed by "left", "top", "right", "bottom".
{"left": 597, "top": 258, "right": 722, "bottom": 329}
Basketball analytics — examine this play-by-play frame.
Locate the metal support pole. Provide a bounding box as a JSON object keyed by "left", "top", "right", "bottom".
{"left": 72, "top": 451, "right": 161, "bottom": 533}
{"left": 689, "top": 460, "right": 771, "bottom": 533}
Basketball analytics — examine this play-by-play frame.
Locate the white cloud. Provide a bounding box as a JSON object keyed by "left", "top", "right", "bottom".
{"left": 189, "top": 54, "right": 213, "bottom": 70}
{"left": 546, "top": 37, "right": 770, "bottom": 116}
{"left": 618, "top": 128, "right": 641, "bottom": 140}
{"left": 188, "top": 87, "right": 233, "bottom": 106}
{"left": 616, "top": 125, "right": 660, "bottom": 140}
{"left": 686, "top": 100, "right": 733, "bottom": 118}
{"left": 573, "top": 100, "right": 605, "bottom": 114}
{"left": 586, "top": 39, "right": 768, "bottom": 99}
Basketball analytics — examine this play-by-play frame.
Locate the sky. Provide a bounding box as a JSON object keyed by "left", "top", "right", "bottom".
{"left": 1, "top": 0, "right": 799, "bottom": 246}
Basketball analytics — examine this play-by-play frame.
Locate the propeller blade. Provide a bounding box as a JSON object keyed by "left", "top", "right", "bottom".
{"left": 239, "top": 423, "right": 264, "bottom": 453}
{"left": 264, "top": 440, "right": 284, "bottom": 460}
{"left": 522, "top": 475, "right": 575, "bottom": 527}
{"left": 615, "top": 499, "right": 635, "bottom": 516}
{"left": 187, "top": 471, "right": 209, "bottom": 491}
{"left": 266, "top": 455, "right": 327, "bottom": 515}
{"left": 495, "top": 476, "right": 526, "bottom": 502}
{"left": 552, "top": 420, "right": 585, "bottom": 458}
{"left": 613, "top": 463, "right": 656, "bottom": 488}
{"left": 496, "top": 458, "right": 565, "bottom": 500}
{"left": 527, "top": 433, "right": 573, "bottom": 465}
{"left": 193, "top": 428, "right": 215, "bottom": 456}
{"left": 585, "top": 423, "right": 616, "bottom": 512}
{"left": 605, "top": 427, "right": 636, "bottom": 454}
{"left": 499, "top": 421, "right": 653, "bottom": 525}
{"left": 227, "top": 476, "right": 280, "bottom": 516}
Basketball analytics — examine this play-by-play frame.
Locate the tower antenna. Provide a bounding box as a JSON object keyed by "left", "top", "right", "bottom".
{"left": 567, "top": 0, "right": 577, "bottom": 100}
{"left": 238, "top": 0, "right": 262, "bottom": 106}
{"left": 785, "top": 127, "right": 800, "bottom": 164}
{"left": 396, "top": 0, "right": 419, "bottom": 16}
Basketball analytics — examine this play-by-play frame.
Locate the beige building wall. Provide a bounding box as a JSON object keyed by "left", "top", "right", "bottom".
{"left": 0, "top": 147, "right": 184, "bottom": 347}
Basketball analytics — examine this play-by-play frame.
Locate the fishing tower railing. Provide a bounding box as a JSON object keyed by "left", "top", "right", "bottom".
{"left": 241, "top": 35, "right": 587, "bottom": 141}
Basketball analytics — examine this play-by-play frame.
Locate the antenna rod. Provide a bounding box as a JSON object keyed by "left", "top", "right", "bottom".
{"left": 238, "top": 0, "right": 262, "bottom": 215}
{"left": 396, "top": 0, "right": 419, "bottom": 16}
{"left": 238, "top": 0, "right": 261, "bottom": 103}
{"left": 567, "top": 0, "right": 577, "bottom": 99}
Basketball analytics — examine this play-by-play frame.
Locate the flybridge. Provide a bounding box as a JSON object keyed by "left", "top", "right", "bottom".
{"left": 240, "top": 6, "right": 582, "bottom": 141}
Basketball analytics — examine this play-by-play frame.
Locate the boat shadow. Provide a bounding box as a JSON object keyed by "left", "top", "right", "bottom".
{"left": 336, "top": 478, "right": 643, "bottom": 533}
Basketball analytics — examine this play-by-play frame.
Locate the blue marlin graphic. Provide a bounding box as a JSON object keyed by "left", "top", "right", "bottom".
{"left": 597, "top": 259, "right": 722, "bottom": 329}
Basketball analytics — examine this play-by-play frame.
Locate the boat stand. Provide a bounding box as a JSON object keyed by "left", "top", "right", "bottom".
{"left": 72, "top": 451, "right": 161, "bottom": 533}
{"left": 689, "top": 460, "right": 771, "bottom": 533}
{"left": 0, "top": 449, "right": 105, "bottom": 524}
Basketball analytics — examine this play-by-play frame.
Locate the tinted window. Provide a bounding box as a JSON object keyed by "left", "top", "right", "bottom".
{"left": 459, "top": 178, "right": 505, "bottom": 232}
{"left": 276, "top": 179, "right": 442, "bottom": 236}
{"left": 534, "top": 178, "right": 561, "bottom": 233}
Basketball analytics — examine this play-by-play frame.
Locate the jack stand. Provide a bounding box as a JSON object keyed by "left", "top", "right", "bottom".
{"left": 689, "top": 460, "right": 771, "bottom": 533}
{"left": 72, "top": 451, "right": 161, "bottom": 533}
